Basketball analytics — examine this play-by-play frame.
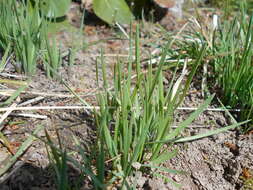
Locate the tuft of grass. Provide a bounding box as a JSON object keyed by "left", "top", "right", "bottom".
{"left": 0, "top": 0, "right": 64, "bottom": 77}
{"left": 43, "top": 36, "right": 62, "bottom": 79}
{"left": 210, "top": 7, "right": 253, "bottom": 132}
{"left": 43, "top": 130, "right": 104, "bottom": 190}
{"left": 12, "top": 1, "right": 44, "bottom": 75}
{"left": 0, "top": 0, "right": 15, "bottom": 50}
{"left": 92, "top": 25, "right": 246, "bottom": 188}
{"left": 43, "top": 24, "right": 247, "bottom": 189}
{"left": 45, "top": 130, "right": 71, "bottom": 190}
{"left": 178, "top": 2, "right": 253, "bottom": 132}
{"left": 0, "top": 0, "right": 44, "bottom": 75}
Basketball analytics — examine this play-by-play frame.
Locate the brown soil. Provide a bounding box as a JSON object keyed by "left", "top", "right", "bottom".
{"left": 0, "top": 2, "right": 252, "bottom": 190}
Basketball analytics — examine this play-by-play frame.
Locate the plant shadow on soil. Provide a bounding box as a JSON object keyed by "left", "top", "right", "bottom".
{"left": 0, "top": 162, "right": 89, "bottom": 190}
{"left": 0, "top": 111, "right": 96, "bottom": 190}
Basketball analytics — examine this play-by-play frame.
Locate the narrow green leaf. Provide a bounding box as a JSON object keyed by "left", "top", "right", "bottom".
{"left": 0, "top": 43, "right": 11, "bottom": 72}
{"left": 175, "top": 120, "right": 249, "bottom": 143}
{"left": 148, "top": 44, "right": 169, "bottom": 102}
{"left": 0, "top": 85, "right": 27, "bottom": 107}
{"left": 166, "top": 95, "right": 214, "bottom": 140}
{"left": 177, "top": 45, "right": 206, "bottom": 106}
{"left": 142, "top": 164, "right": 186, "bottom": 175}
{"left": 0, "top": 131, "right": 12, "bottom": 154}
{"left": 97, "top": 143, "right": 105, "bottom": 184}
{"left": 0, "top": 125, "right": 44, "bottom": 176}
{"left": 151, "top": 149, "right": 178, "bottom": 165}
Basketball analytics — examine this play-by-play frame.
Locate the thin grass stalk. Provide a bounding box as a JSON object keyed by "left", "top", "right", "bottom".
{"left": 211, "top": 10, "right": 253, "bottom": 131}
{"left": 0, "top": 0, "right": 15, "bottom": 50}
{"left": 93, "top": 20, "right": 247, "bottom": 189}
{"left": 45, "top": 36, "right": 62, "bottom": 78}
{"left": 12, "top": 0, "right": 43, "bottom": 75}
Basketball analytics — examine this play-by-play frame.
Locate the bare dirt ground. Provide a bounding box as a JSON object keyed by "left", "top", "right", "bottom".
{"left": 0, "top": 2, "right": 252, "bottom": 190}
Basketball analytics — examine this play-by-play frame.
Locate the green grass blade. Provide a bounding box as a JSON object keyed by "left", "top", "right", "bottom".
{"left": 175, "top": 120, "right": 249, "bottom": 143}
{"left": 142, "top": 164, "right": 186, "bottom": 175}
{"left": 166, "top": 95, "right": 214, "bottom": 141}
{"left": 0, "top": 85, "right": 27, "bottom": 107}
{"left": 176, "top": 45, "right": 206, "bottom": 106}
{"left": 0, "top": 125, "right": 44, "bottom": 176}
{"left": 0, "top": 43, "right": 11, "bottom": 72}
{"left": 148, "top": 45, "right": 168, "bottom": 102}
{"left": 151, "top": 149, "right": 178, "bottom": 165}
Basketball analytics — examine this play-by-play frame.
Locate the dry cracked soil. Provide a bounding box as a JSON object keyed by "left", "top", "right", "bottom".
{"left": 0, "top": 1, "right": 252, "bottom": 190}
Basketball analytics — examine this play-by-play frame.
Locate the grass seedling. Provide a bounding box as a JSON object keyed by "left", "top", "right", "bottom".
{"left": 181, "top": 1, "right": 253, "bottom": 132}
{"left": 43, "top": 36, "right": 62, "bottom": 79}
{"left": 0, "top": 43, "right": 11, "bottom": 72}
{"left": 12, "top": 0, "right": 44, "bottom": 75}
{"left": 210, "top": 5, "right": 253, "bottom": 132}
{"left": 0, "top": 0, "right": 53, "bottom": 75}
{"left": 42, "top": 23, "right": 248, "bottom": 189}
{"left": 45, "top": 130, "right": 71, "bottom": 190}
{"left": 43, "top": 130, "right": 104, "bottom": 190}
{"left": 93, "top": 25, "right": 246, "bottom": 188}
{"left": 0, "top": 1, "right": 15, "bottom": 51}
{"left": 0, "top": 83, "right": 44, "bottom": 177}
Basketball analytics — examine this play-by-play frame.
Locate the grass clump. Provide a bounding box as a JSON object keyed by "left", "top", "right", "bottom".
{"left": 94, "top": 38, "right": 206, "bottom": 187}
{"left": 178, "top": 2, "right": 253, "bottom": 132}
{"left": 0, "top": 0, "right": 14, "bottom": 50}
{"left": 43, "top": 36, "right": 63, "bottom": 79}
{"left": 210, "top": 11, "right": 253, "bottom": 131}
{"left": 43, "top": 25, "right": 247, "bottom": 189}
{"left": 0, "top": 0, "right": 64, "bottom": 77}
{"left": 0, "top": 0, "right": 44, "bottom": 75}
{"left": 13, "top": 2, "right": 44, "bottom": 75}
{"left": 90, "top": 26, "right": 246, "bottom": 188}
